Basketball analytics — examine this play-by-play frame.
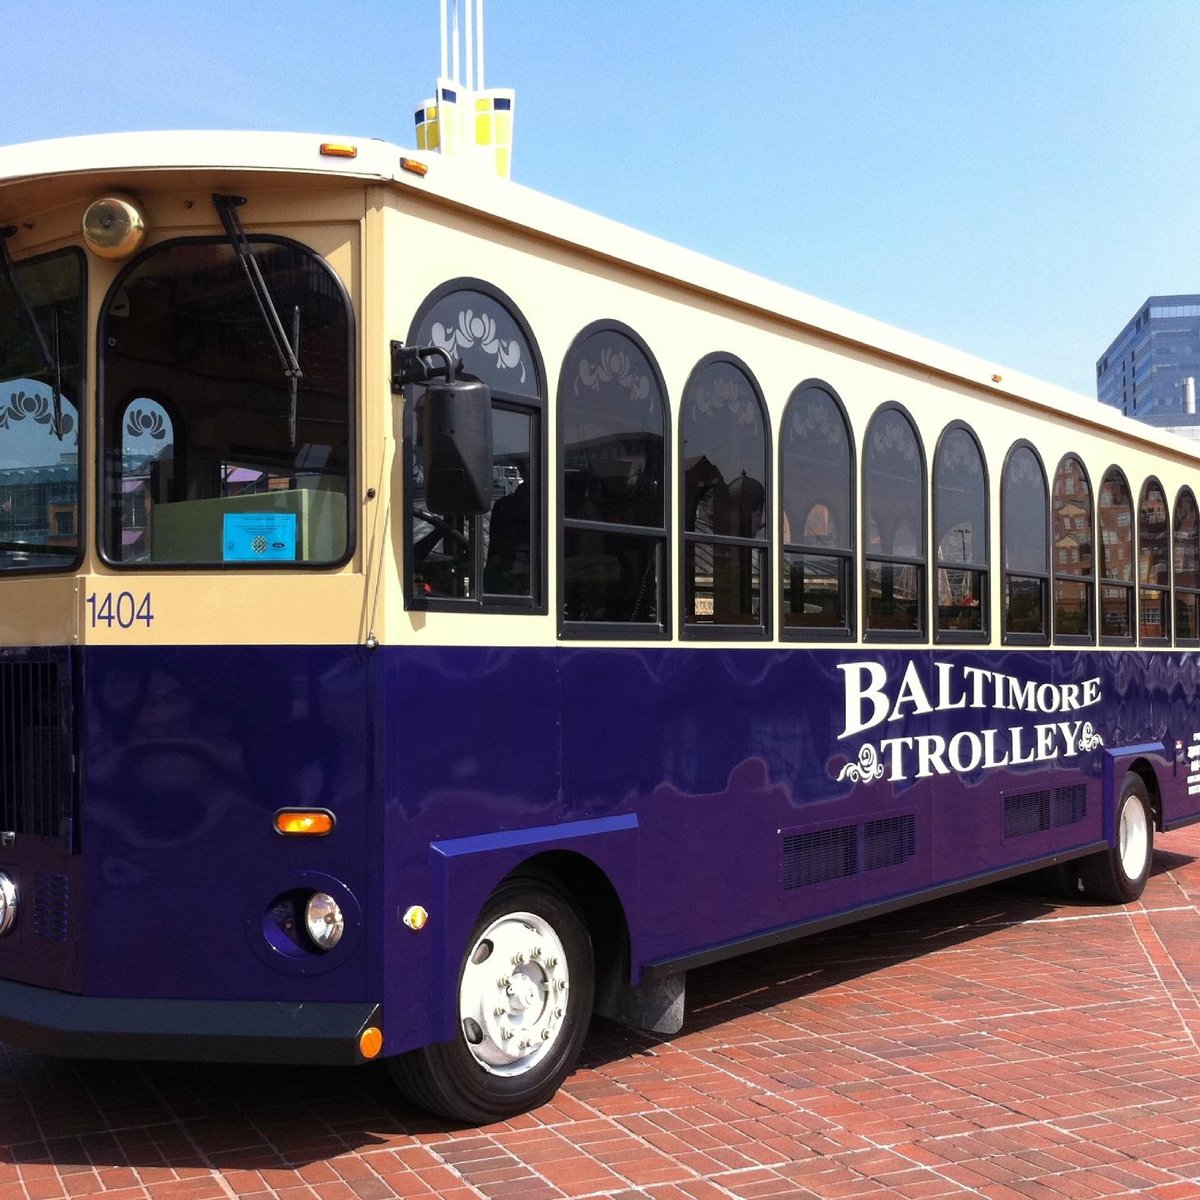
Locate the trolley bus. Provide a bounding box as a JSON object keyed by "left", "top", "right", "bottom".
{"left": 0, "top": 129, "right": 1196, "bottom": 1124}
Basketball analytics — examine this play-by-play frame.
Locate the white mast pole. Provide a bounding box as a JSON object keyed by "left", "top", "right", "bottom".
{"left": 439, "top": 0, "right": 448, "bottom": 78}
{"left": 477, "top": 0, "right": 486, "bottom": 90}
{"left": 464, "top": 0, "right": 474, "bottom": 90}
{"left": 451, "top": 0, "right": 460, "bottom": 82}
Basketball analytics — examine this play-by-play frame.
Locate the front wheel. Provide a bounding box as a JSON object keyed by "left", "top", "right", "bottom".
{"left": 1077, "top": 774, "right": 1154, "bottom": 904}
{"left": 388, "top": 876, "right": 594, "bottom": 1124}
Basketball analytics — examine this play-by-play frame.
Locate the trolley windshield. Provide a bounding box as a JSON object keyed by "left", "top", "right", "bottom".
{"left": 0, "top": 248, "right": 84, "bottom": 572}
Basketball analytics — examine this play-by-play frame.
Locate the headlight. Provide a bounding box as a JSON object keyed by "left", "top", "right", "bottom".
{"left": 0, "top": 873, "right": 17, "bottom": 937}
{"left": 304, "top": 891, "right": 344, "bottom": 951}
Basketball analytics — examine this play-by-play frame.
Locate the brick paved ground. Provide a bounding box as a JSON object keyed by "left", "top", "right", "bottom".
{"left": 6, "top": 829, "right": 1200, "bottom": 1200}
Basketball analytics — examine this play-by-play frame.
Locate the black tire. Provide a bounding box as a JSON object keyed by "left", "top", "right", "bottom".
{"left": 388, "top": 875, "right": 594, "bottom": 1124}
{"left": 1076, "top": 774, "right": 1154, "bottom": 904}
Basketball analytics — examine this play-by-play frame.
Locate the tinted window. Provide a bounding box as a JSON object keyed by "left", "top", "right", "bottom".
{"left": 1098, "top": 467, "right": 1133, "bottom": 641}
{"left": 1001, "top": 444, "right": 1048, "bottom": 639}
{"left": 1053, "top": 455, "right": 1093, "bottom": 640}
{"left": 102, "top": 239, "right": 351, "bottom": 566}
{"left": 1139, "top": 476, "right": 1169, "bottom": 641}
{"left": 864, "top": 406, "right": 924, "bottom": 635}
{"left": 781, "top": 383, "right": 853, "bottom": 636}
{"left": 1176, "top": 488, "right": 1200, "bottom": 643}
{"left": 681, "top": 357, "right": 768, "bottom": 632}
{"left": 407, "top": 284, "right": 542, "bottom": 608}
{"left": 560, "top": 324, "right": 667, "bottom": 630}
{"left": 0, "top": 249, "right": 84, "bottom": 572}
{"left": 933, "top": 425, "right": 986, "bottom": 638}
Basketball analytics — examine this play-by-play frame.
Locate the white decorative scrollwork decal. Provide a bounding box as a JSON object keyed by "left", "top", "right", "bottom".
{"left": 837, "top": 743, "right": 886, "bottom": 784}
{"left": 1078, "top": 722, "right": 1104, "bottom": 751}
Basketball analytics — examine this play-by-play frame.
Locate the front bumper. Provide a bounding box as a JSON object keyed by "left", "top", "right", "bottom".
{"left": 0, "top": 977, "right": 381, "bottom": 1065}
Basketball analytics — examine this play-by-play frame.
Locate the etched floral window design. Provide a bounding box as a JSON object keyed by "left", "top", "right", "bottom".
{"left": 934, "top": 425, "right": 987, "bottom": 639}
{"left": 114, "top": 398, "right": 175, "bottom": 562}
{"left": 1175, "top": 488, "right": 1200, "bottom": 643}
{"left": 781, "top": 383, "right": 853, "bottom": 636}
{"left": 1053, "top": 455, "right": 1093, "bottom": 641}
{"left": 681, "top": 357, "right": 768, "bottom": 633}
{"left": 560, "top": 325, "right": 666, "bottom": 630}
{"left": 864, "top": 406, "right": 925, "bottom": 636}
{"left": 408, "top": 284, "right": 543, "bottom": 608}
{"left": 1001, "top": 444, "right": 1048, "bottom": 639}
{"left": 1138, "top": 476, "right": 1169, "bottom": 643}
{"left": 1098, "top": 467, "right": 1134, "bottom": 642}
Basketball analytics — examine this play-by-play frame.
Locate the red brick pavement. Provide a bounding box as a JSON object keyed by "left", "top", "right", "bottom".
{"left": 6, "top": 830, "right": 1200, "bottom": 1198}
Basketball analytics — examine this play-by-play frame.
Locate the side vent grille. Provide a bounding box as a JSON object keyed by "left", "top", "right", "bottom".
{"left": 783, "top": 827, "right": 857, "bottom": 890}
{"left": 865, "top": 814, "right": 917, "bottom": 871}
{"left": 0, "top": 653, "right": 75, "bottom": 844}
{"left": 1004, "top": 784, "right": 1088, "bottom": 839}
{"left": 32, "top": 871, "right": 70, "bottom": 942}
{"left": 783, "top": 814, "right": 917, "bottom": 891}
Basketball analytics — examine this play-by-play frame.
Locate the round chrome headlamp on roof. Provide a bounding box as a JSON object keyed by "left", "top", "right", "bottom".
{"left": 81, "top": 194, "right": 146, "bottom": 259}
{"left": 0, "top": 872, "right": 17, "bottom": 937}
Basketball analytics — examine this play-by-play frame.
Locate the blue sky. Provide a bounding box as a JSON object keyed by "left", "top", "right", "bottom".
{"left": 7, "top": 1, "right": 1199, "bottom": 397}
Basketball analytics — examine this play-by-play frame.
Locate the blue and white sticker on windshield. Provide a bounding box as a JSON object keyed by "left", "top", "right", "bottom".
{"left": 222, "top": 512, "right": 297, "bottom": 562}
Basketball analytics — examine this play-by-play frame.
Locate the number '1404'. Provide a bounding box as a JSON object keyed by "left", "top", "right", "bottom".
{"left": 86, "top": 591, "right": 155, "bottom": 629}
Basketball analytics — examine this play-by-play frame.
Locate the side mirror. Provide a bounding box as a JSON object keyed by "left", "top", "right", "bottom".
{"left": 421, "top": 377, "right": 494, "bottom": 514}
{"left": 392, "top": 341, "right": 494, "bottom": 515}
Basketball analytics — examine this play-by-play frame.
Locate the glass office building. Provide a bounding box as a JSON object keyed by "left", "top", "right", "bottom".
{"left": 1097, "top": 295, "right": 1200, "bottom": 433}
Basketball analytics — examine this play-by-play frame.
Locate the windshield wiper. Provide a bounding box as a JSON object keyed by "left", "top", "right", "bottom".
{"left": 212, "top": 194, "right": 303, "bottom": 446}
{"left": 0, "top": 227, "right": 63, "bottom": 439}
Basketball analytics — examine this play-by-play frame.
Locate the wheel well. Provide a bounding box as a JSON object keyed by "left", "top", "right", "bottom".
{"left": 503, "top": 851, "right": 630, "bottom": 1005}
{"left": 1128, "top": 757, "right": 1163, "bottom": 830}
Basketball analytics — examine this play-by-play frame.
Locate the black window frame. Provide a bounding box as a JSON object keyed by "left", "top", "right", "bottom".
{"left": 557, "top": 319, "right": 670, "bottom": 639}
{"left": 679, "top": 351, "right": 771, "bottom": 640}
{"left": 932, "top": 420, "right": 988, "bottom": 645}
{"left": 1138, "top": 474, "right": 1171, "bottom": 645}
{"left": 779, "top": 379, "right": 855, "bottom": 642}
{"left": 1174, "top": 485, "right": 1200, "bottom": 647}
{"left": 403, "top": 277, "right": 547, "bottom": 614}
{"left": 1000, "top": 440, "right": 1050, "bottom": 646}
{"left": 1052, "top": 453, "right": 1095, "bottom": 645}
{"left": 1097, "top": 464, "right": 1135, "bottom": 646}
{"left": 862, "top": 402, "right": 927, "bottom": 642}
{"left": 97, "top": 234, "right": 356, "bottom": 572}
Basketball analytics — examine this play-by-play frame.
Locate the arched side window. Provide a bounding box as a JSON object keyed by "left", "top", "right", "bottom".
{"left": 1001, "top": 442, "right": 1049, "bottom": 642}
{"left": 1098, "top": 466, "right": 1134, "bottom": 643}
{"left": 863, "top": 405, "right": 925, "bottom": 637}
{"left": 780, "top": 381, "right": 853, "bottom": 639}
{"left": 404, "top": 281, "right": 545, "bottom": 611}
{"left": 559, "top": 322, "right": 668, "bottom": 634}
{"left": 933, "top": 423, "right": 987, "bottom": 641}
{"left": 1175, "top": 487, "right": 1200, "bottom": 646}
{"left": 1052, "top": 455, "right": 1094, "bottom": 642}
{"left": 1139, "top": 476, "right": 1170, "bottom": 643}
{"left": 680, "top": 354, "right": 769, "bottom": 636}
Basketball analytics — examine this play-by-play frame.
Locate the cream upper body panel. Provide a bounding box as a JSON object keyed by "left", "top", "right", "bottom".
{"left": 0, "top": 131, "right": 1193, "bottom": 651}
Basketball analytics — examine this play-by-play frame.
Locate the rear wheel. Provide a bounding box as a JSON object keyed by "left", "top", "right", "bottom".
{"left": 1077, "top": 774, "right": 1154, "bottom": 903}
{"left": 389, "top": 876, "right": 594, "bottom": 1123}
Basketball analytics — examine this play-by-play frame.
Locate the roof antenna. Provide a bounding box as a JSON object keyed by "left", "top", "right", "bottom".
{"left": 415, "top": 0, "right": 515, "bottom": 179}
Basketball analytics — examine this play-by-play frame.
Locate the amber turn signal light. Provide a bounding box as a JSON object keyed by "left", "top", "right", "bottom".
{"left": 274, "top": 809, "right": 335, "bottom": 836}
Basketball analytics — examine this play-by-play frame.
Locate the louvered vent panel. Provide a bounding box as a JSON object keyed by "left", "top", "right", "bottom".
{"left": 1053, "top": 784, "right": 1087, "bottom": 827}
{"left": 864, "top": 814, "right": 917, "bottom": 871}
{"left": 32, "top": 871, "right": 70, "bottom": 942}
{"left": 1004, "top": 790, "right": 1051, "bottom": 839}
{"left": 782, "top": 826, "right": 857, "bottom": 890}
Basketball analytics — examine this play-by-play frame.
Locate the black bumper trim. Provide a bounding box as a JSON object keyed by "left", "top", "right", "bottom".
{"left": 0, "top": 977, "right": 381, "bottom": 1066}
